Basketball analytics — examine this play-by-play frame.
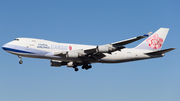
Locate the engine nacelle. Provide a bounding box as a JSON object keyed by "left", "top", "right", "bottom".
{"left": 66, "top": 51, "right": 79, "bottom": 58}
{"left": 50, "top": 60, "right": 62, "bottom": 67}
{"left": 67, "top": 62, "right": 74, "bottom": 67}
{"left": 96, "top": 45, "right": 117, "bottom": 53}
{"left": 66, "top": 51, "right": 86, "bottom": 58}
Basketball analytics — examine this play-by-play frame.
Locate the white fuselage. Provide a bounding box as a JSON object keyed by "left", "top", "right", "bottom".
{"left": 2, "top": 38, "right": 163, "bottom": 64}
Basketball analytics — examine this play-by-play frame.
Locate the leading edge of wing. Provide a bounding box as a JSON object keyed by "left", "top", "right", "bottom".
{"left": 110, "top": 31, "right": 152, "bottom": 46}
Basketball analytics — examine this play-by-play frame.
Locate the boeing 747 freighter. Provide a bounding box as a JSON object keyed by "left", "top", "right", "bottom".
{"left": 2, "top": 28, "right": 175, "bottom": 71}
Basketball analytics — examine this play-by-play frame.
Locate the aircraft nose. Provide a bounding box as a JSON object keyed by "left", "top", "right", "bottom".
{"left": 2, "top": 44, "right": 7, "bottom": 50}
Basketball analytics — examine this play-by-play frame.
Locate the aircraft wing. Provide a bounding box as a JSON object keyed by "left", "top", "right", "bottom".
{"left": 84, "top": 31, "right": 152, "bottom": 53}
{"left": 54, "top": 32, "right": 152, "bottom": 60}
{"left": 110, "top": 31, "right": 152, "bottom": 46}
{"left": 54, "top": 48, "right": 106, "bottom": 60}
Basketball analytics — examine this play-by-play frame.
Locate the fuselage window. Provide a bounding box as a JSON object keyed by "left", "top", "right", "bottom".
{"left": 32, "top": 40, "right": 36, "bottom": 42}
{"left": 14, "top": 39, "right": 19, "bottom": 41}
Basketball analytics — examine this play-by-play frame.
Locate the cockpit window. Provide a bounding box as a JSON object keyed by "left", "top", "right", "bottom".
{"left": 14, "top": 39, "right": 19, "bottom": 41}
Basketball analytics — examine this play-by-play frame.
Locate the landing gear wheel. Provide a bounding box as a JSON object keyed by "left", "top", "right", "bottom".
{"left": 19, "top": 60, "right": 23, "bottom": 64}
{"left": 82, "top": 64, "right": 92, "bottom": 70}
{"left": 18, "top": 56, "right": 23, "bottom": 64}
{"left": 73, "top": 65, "right": 78, "bottom": 72}
{"left": 75, "top": 68, "right": 79, "bottom": 72}
{"left": 82, "top": 66, "right": 85, "bottom": 69}
{"left": 88, "top": 65, "right": 92, "bottom": 69}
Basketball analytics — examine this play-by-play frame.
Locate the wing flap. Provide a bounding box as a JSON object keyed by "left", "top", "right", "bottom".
{"left": 90, "top": 53, "right": 106, "bottom": 59}
{"left": 84, "top": 48, "right": 97, "bottom": 54}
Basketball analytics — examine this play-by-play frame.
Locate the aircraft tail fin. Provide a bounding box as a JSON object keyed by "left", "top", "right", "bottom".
{"left": 135, "top": 28, "right": 169, "bottom": 50}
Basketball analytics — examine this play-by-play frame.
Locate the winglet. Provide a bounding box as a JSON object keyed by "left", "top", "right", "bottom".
{"left": 143, "top": 31, "right": 153, "bottom": 37}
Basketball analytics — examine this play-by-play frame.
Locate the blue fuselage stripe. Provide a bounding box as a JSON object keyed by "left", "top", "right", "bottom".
{"left": 2, "top": 47, "right": 35, "bottom": 54}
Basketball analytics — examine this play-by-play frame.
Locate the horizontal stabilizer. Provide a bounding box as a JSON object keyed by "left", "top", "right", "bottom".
{"left": 145, "top": 48, "right": 176, "bottom": 55}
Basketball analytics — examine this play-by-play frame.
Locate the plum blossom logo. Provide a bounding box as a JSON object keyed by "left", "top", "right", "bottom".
{"left": 69, "top": 45, "right": 72, "bottom": 50}
{"left": 146, "top": 34, "right": 163, "bottom": 49}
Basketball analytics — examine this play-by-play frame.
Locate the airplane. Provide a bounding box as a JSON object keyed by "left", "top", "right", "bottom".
{"left": 2, "top": 28, "right": 176, "bottom": 71}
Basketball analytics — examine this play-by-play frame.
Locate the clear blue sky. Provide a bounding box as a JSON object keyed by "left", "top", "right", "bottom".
{"left": 0, "top": 0, "right": 179, "bottom": 101}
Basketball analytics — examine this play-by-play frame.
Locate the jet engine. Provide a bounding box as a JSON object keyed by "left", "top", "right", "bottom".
{"left": 50, "top": 60, "right": 67, "bottom": 67}
{"left": 96, "top": 45, "right": 120, "bottom": 53}
{"left": 66, "top": 51, "right": 79, "bottom": 58}
{"left": 67, "top": 62, "right": 74, "bottom": 67}
{"left": 66, "top": 51, "right": 85, "bottom": 58}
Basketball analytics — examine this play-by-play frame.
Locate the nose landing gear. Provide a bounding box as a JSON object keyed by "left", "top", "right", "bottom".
{"left": 18, "top": 56, "right": 23, "bottom": 64}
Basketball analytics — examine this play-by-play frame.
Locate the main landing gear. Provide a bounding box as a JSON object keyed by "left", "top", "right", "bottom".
{"left": 73, "top": 64, "right": 92, "bottom": 72}
{"left": 82, "top": 64, "right": 92, "bottom": 70}
{"left": 73, "top": 66, "right": 79, "bottom": 72}
{"left": 18, "top": 56, "right": 23, "bottom": 64}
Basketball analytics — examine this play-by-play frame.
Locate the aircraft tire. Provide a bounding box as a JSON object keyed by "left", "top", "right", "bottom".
{"left": 88, "top": 65, "right": 92, "bottom": 69}
{"left": 19, "top": 60, "right": 23, "bottom": 64}
{"left": 75, "top": 68, "right": 79, "bottom": 71}
{"left": 82, "top": 66, "right": 85, "bottom": 69}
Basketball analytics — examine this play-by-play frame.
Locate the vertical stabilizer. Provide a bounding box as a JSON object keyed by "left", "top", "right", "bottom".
{"left": 135, "top": 28, "right": 169, "bottom": 50}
